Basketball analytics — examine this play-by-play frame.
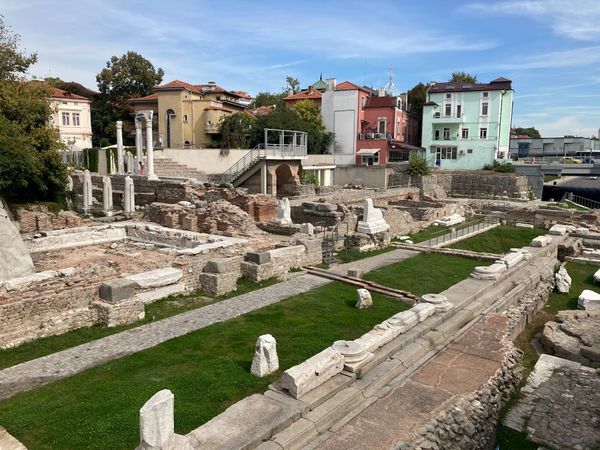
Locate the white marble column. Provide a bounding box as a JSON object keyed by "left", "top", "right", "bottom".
{"left": 82, "top": 169, "right": 93, "bottom": 213}
{"left": 123, "top": 175, "right": 135, "bottom": 215}
{"left": 135, "top": 117, "right": 143, "bottom": 174}
{"left": 145, "top": 113, "right": 157, "bottom": 180}
{"left": 102, "top": 176, "right": 113, "bottom": 216}
{"left": 116, "top": 121, "right": 124, "bottom": 174}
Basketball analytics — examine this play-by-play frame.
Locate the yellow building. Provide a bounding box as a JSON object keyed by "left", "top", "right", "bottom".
{"left": 130, "top": 80, "right": 252, "bottom": 149}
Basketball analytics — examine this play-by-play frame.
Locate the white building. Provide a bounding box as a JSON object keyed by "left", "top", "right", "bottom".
{"left": 49, "top": 88, "right": 93, "bottom": 151}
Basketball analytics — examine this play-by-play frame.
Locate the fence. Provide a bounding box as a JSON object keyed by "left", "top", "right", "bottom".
{"left": 563, "top": 192, "right": 598, "bottom": 209}
{"left": 421, "top": 216, "right": 499, "bottom": 247}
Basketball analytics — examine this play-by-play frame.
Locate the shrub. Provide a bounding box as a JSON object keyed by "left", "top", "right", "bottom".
{"left": 407, "top": 154, "right": 431, "bottom": 175}
{"left": 302, "top": 172, "right": 319, "bottom": 186}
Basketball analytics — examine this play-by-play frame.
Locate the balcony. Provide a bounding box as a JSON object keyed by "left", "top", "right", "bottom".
{"left": 432, "top": 112, "right": 464, "bottom": 124}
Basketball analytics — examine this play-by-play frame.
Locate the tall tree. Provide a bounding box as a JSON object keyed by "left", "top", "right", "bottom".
{"left": 0, "top": 16, "right": 67, "bottom": 203}
{"left": 252, "top": 91, "right": 285, "bottom": 108}
{"left": 219, "top": 112, "right": 256, "bottom": 149}
{"left": 449, "top": 71, "right": 477, "bottom": 84}
{"left": 284, "top": 76, "right": 300, "bottom": 94}
{"left": 406, "top": 82, "right": 427, "bottom": 146}
{"left": 94, "top": 51, "right": 164, "bottom": 146}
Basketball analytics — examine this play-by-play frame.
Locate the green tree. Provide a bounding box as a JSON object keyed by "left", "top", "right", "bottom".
{"left": 284, "top": 76, "right": 301, "bottom": 94}
{"left": 512, "top": 127, "right": 541, "bottom": 139}
{"left": 449, "top": 71, "right": 477, "bottom": 84}
{"left": 252, "top": 91, "right": 285, "bottom": 108}
{"left": 407, "top": 154, "right": 430, "bottom": 175}
{"left": 94, "top": 51, "right": 164, "bottom": 145}
{"left": 0, "top": 16, "right": 67, "bottom": 203}
{"left": 219, "top": 112, "right": 256, "bottom": 149}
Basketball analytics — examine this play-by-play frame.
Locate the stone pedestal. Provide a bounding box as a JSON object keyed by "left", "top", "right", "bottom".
{"left": 356, "top": 198, "right": 389, "bottom": 234}
{"left": 273, "top": 198, "right": 292, "bottom": 225}
{"left": 123, "top": 176, "right": 135, "bottom": 215}
{"left": 93, "top": 298, "right": 145, "bottom": 327}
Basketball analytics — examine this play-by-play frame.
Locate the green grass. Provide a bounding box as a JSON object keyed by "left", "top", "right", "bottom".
{"left": 0, "top": 277, "right": 279, "bottom": 370}
{"left": 336, "top": 246, "right": 396, "bottom": 264}
{"left": 0, "top": 282, "right": 407, "bottom": 450}
{"left": 544, "top": 175, "right": 560, "bottom": 183}
{"left": 402, "top": 217, "right": 481, "bottom": 244}
{"left": 363, "top": 253, "right": 484, "bottom": 296}
{"left": 495, "top": 424, "right": 540, "bottom": 450}
{"left": 554, "top": 200, "right": 588, "bottom": 211}
{"left": 448, "top": 225, "right": 547, "bottom": 254}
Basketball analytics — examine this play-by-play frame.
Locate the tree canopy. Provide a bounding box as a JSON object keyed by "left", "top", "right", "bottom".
{"left": 512, "top": 127, "right": 541, "bottom": 139}
{"left": 253, "top": 91, "right": 285, "bottom": 109}
{"left": 449, "top": 71, "right": 478, "bottom": 84}
{"left": 0, "top": 16, "right": 67, "bottom": 203}
{"left": 93, "top": 51, "right": 164, "bottom": 146}
{"left": 284, "top": 76, "right": 300, "bottom": 94}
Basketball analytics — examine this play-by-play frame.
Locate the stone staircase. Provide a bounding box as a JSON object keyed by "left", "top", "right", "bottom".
{"left": 153, "top": 156, "right": 206, "bottom": 181}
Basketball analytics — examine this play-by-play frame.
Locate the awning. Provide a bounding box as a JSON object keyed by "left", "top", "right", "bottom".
{"left": 357, "top": 148, "right": 380, "bottom": 156}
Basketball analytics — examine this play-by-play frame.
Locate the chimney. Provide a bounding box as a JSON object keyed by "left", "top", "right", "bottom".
{"left": 377, "top": 88, "right": 386, "bottom": 97}
{"left": 326, "top": 78, "right": 336, "bottom": 92}
{"left": 208, "top": 81, "right": 216, "bottom": 85}
{"left": 308, "top": 86, "right": 314, "bottom": 94}
{"left": 288, "top": 88, "right": 294, "bottom": 97}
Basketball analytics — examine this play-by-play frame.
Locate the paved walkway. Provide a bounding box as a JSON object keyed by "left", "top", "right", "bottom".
{"left": 0, "top": 248, "right": 417, "bottom": 401}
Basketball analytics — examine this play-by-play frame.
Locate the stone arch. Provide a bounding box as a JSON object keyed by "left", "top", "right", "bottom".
{"left": 275, "top": 163, "right": 297, "bottom": 197}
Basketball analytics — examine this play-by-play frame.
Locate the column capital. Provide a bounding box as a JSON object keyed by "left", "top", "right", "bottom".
{"left": 116, "top": 120, "right": 123, "bottom": 129}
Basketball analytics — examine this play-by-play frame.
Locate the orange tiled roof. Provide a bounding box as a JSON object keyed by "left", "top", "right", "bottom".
{"left": 335, "top": 81, "right": 372, "bottom": 93}
{"left": 248, "top": 105, "right": 274, "bottom": 117}
{"left": 129, "top": 93, "right": 158, "bottom": 102}
{"left": 284, "top": 89, "right": 322, "bottom": 101}
{"left": 234, "top": 90, "right": 254, "bottom": 99}
{"left": 51, "top": 87, "right": 89, "bottom": 101}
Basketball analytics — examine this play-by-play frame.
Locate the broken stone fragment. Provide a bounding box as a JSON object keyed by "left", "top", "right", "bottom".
{"left": 355, "top": 288, "right": 373, "bottom": 309}
{"left": 555, "top": 266, "right": 571, "bottom": 294}
{"left": 250, "top": 334, "right": 279, "bottom": 377}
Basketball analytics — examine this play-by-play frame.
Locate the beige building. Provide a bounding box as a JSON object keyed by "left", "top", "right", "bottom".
{"left": 130, "top": 80, "right": 251, "bottom": 149}
{"left": 49, "top": 88, "right": 93, "bottom": 150}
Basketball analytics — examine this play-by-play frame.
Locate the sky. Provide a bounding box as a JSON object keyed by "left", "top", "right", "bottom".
{"left": 2, "top": 0, "right": 600, "bottom": 138}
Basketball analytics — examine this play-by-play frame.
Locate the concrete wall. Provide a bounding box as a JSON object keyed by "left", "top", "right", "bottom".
{"left": 334, "top": 166, "right": 389, "bottom": 188}
{"left": 322, "top": 89, "right": 358, "bottom": 166}
{"left": 156, "top": 148, "right": 251, "bottom": 174}
{"left": 514, "top": 164, "right": 543, "bottom": 199}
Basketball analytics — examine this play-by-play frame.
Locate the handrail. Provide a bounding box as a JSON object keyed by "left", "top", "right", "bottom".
{"left": 563, "top": 192, "right": 598, "bottom": 209}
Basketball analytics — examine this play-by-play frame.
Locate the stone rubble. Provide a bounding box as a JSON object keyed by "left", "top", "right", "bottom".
{"left": 554, "top": 265, "right": 571, "bottom": 293}
{"left": 251, "top": 334, "right": 279, "bottom": 377}
{"left": 355, "top": 288, "right": 373, "bottom": 309}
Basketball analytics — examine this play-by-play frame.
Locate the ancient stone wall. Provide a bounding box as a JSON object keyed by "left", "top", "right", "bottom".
{"left": 15, "top": 205, "right": 83, "bottom": 233}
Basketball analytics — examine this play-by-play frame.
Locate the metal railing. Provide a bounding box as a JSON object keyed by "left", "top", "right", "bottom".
{"left": 421, "top": 216, "right": 499, "bottom": 247}
{"left": 563, "top": 192, "right": 598, "bottom": 209}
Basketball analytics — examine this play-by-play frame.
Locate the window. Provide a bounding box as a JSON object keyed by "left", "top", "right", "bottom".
{"left": 378, "top": 119, "right": 386, "bottom": 134}
{"left": 362, "top": 97, "right": 366, "bottom": 110}
{"left": 434, "top": 129, "right": 440, "bottom": 140}
{"left": 456, "top": 105, "right": 461, "bottom": 117}
{"left": 445, "top": 93, "right": 451, "bottom": 99}
{"left": 482, "top": 92, "right": 489, "bottom": 98}
{"left": 467, "top": 149, "right": 473, "bottom": 154}
{"left": 480, "top": 128, "right": 488, "bottom": 139}
{"left": 461, "top": 128, "right": 469, "bottom": 139}
{"left": 444, "top": 104, "right": 451, "bottom": 117}
{"left": 435, "top": 146, "right": 458, "bottom": 160}
{"left": 481, "top": 102, "right": 488, "bottom": 116}
{"left": 183, "top": 114, "right": 188, "bottom": 123}
{"left": 361, "top": 153, "right": 379, "bottom": 166}
{"left": 72, "top": 112, "right": 80, "bottom": 126}
{"left": 443, "top": 128, "right": 450, "bottom": 140}
{"left": 61, "top": 112, "right": 70, "bottom": 126}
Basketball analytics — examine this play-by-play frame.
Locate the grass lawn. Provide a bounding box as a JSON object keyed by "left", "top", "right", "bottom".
{"left": 554, "top": 199, "right": 588, "bottom": 211}
{"left": 0, "top": 277, "right": 279, "bottom": 370}
{"left": 544, "top": 175, "right": 560, "bottom": 183}
{"left": 363, "top": 253, "right": 484, "bottom": 296}
{"left": 0, "top": 282, "right": 407, "bottom": 450}
{"left": 494, "top": 262, "right": 592, "bottom": 449}
{"left": 403, "top": 217, "right": 481, "bottom": 244}
{"left": 336, "top": 246, "right": 396, "bottom": 264}
{"left": 448, "top": 225, "right": 547, "bottom": 254}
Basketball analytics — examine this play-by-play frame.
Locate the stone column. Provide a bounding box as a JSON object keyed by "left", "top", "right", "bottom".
{"left": 102, "top": 176, "right": 113, "bottom": 216}
{"left": 116, "top": 121, "right": 124, "bottom": 174}
{"left": 137, "top": 390, "right": 174, "bottom": 450}
{"left": 82, "top": 169, "right": 93, "bottom": 213}
{"left": 123, "top": 175, "right": 135, "bottom": 215}
{"left": 135, "top": 117, "right": 143, "bottom": 174}
{"left": 66, "top": 174, "right": 73, "bottom": 192}
{"left": 127, "top": 153, "right": 135, "bottom": 175}
{"left": 145, "top": 114, "right": 158, "bottom": 180}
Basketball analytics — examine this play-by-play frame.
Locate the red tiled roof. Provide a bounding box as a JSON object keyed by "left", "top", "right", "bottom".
{"left": 129, "top": 93, "right": 158, "bottom": 103}
{"left": 284, "top": 89, "right": 322, "bottom": 101}
{"left": 365, "top": 96, "right": 397, "bottom": 108}
{"left": 156, "top": 79, "right": 200, "bottom": 92}
{"left": 248, "top": 105, "right": 274, "bottom": 117}
{"left": 428, "top": 78, "right": 513, "bottom": 93}
{"left": 335, "top": 81, "right": 372, "bottom": 93}
{"left": 51, "top": 87, "right": 89, "bottom": 102}
{"left": 234, "top": 90, "right": 254, "bottom": 99}
{"left": 204, "top": 105, "right": 235, "bottom": 112}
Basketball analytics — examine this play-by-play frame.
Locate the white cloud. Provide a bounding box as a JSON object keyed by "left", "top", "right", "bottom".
{"left": 465, "top": 1, "right": 600, "bottom": 41}
{"left": 533, "top": 116, "right": 599, "bottom": 138}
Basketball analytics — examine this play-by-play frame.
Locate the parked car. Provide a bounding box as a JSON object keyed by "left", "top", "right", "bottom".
{"left": 560, "top": 156, "right": 582, "bottom": 164}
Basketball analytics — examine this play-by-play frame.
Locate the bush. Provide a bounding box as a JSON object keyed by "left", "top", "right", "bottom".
{"left": 407, "top": 154, "right": 431, "bottom": 175}
{"left": 302, "top": 172, "right": 319, "bottom": 186}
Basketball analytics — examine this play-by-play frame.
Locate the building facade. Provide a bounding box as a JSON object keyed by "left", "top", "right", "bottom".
{"left": 421, "top": 78, "right": 514, "bottom": 169}
{"left": 130, "top": 80, "right": 250, "bottom": 149}
{"left": 355, "top": 93, "right": 421, "bottom": 166}
{"left": 49, "top": 88, "right": 93, "bottom": 151}
{"left": 510, "top": 136, "right": 600, "bottom": 160}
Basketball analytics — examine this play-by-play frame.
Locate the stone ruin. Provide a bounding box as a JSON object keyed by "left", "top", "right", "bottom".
{"left": 0, "top": 200, "right": 34, "bottom": 281}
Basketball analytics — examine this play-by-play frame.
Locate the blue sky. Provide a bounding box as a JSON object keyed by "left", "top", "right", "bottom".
{"left": 3, "top": 0, "right": 600, "bottom": 137}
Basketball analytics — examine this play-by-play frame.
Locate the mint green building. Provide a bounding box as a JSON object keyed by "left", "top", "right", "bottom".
{"left": 421, "top": 78, "right": 514, "bottom": 169}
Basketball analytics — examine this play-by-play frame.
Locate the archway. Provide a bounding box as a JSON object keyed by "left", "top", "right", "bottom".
{"left": 275, "top": 164, "right": 296, "bottom": 198}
